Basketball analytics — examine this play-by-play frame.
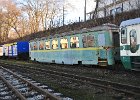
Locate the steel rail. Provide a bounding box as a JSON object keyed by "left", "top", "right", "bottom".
{"left": 0, "top": 66, "right": 62, "bottom": 100}
{"left": 31, "top": 67, "right": 140, "bottom": 96}
{"left": 1, "top": 62, "right": 140, "bottom": 96}
{"left": 0, "top": 73, "right": 26, "bottom": 100}
{"left": 11, "top": 64, "right": 140, "bottom": 96}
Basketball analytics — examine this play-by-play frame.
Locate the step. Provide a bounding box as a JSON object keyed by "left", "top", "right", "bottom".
{"left": 131, "top": 68, "right": 140, "bottom": 72}
{"left": 131, "top": 62, "right": 140, "bottom": 68}
{"left": 99, "top": 62, "right": 107, "bottom": 66}
{"left": 132, "top": 62, "right": 140, "bottom": 65}
{"left": 98, "top": 60, "right": 107, "bottom": 62}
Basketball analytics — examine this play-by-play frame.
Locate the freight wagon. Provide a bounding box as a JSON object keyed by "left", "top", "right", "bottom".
{"left": 2, "top": 41, "right": 29, "bottom": 60}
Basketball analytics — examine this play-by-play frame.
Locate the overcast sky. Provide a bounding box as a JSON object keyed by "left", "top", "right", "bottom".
{"left": 65, "top": 0, "right": 96, "bottom": 23}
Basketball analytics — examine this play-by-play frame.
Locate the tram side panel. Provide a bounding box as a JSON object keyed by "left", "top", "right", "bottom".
{"left": 29, "top": 34, "right": 99, "bottom": 65}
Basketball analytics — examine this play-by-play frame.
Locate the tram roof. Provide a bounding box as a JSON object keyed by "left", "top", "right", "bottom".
{"left": 120, "top": 18, "right": 140, "bottom": 27}
{"left": 62, "top": 23, "right": 118, "bottom": 36}
{"left": 29, "top": 23, "right": 119, "bottom": 42}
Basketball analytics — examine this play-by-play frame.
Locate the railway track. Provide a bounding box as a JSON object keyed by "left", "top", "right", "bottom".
{"left": 0, "top": 66, "right": 72, "bottom": 100}
{"left": 3, "top": 63, "right": 140, "bottom": 97}
{"left": 0, "top": 79, "right": 19, "bottom": 100}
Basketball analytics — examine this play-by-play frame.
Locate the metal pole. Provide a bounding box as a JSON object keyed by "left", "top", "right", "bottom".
{"left": 84, "top": 0, "right": 86, "bottom": 22}
{"left": 45, "top": 14, "right": 47, "bottom": 30}
{"left": 63, "top": 5, "right": 64, "bottom": 26}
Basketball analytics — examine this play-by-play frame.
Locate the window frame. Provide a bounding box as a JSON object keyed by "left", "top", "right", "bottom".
{"left": 30, "top": 42, "right": 34, "bottom": 50}
{"left": 121, "top": 27, "right": 127, "bottom": 44}
{"left": 33, "top": 41, "right": 38, "bottom": 50}
{"left": 70, "top": 36, "right": 79, "bottom": 48}
{"left": 130, "top": 29, "right": 138, "bottom": 53}
{"left": 45, "top": 40, "right": 51, "bottom": 50}
{"left": 39, "top": 40, "right": 45, "bottom": 50}
{"left": 98, "top": 33, "right": 105, "bottom": 46}
{"left": 60, "top": 37, "right": 68, "bottom": 49}
{"left": 82, "top": 34, "right": 95, "bottom": 48}
{"left": 52, "top": 39, "right": 58, "bottom": 50}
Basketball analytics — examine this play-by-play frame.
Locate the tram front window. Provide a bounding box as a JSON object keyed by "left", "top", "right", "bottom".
{"left": 130, "top": 29, "right": 138, "bottom": 53}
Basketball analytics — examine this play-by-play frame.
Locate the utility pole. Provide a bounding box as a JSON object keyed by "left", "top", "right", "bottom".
{"left": 63, "top": 5, "right": 64, "bottom": 26}
{"left": 62, "top": 0, "right": 65, "bottom": 26}
{"left": 45, "top": 14, "right": 47, "bottom": 30}
{"left": 113, "top": 0, "right": 116, "bottom": 24}
{"left": 84, "top": 0, "right": 86, "bottom": 22}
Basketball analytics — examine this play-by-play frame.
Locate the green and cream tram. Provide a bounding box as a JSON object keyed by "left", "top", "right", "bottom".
{"left": 120, "top": 18, "right": 140, "bottom": 70}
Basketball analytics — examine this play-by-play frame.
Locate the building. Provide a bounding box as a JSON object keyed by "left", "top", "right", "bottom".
{"left": 88, "top": 0, "right": 140, "bottom": 18}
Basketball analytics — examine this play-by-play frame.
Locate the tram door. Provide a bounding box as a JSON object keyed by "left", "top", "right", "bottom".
{"left": 98, "top": 33, "right": 108, "bottom": 66}
{"left": 112, "top": 32, "right": 120, "bottom": 61}
{"left": 120, "top": 27, "right": 129, "bottom": 56}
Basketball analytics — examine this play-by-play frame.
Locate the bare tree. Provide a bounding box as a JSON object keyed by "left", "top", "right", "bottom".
{"left": 19, "top": 0, "right": 61, "bottom": 32}
{"left": 0, "top": 0, "right": 20, "bottom": 42}
{"left": 135, "top": 0, "right": 140, "bottom": 9}
{"left": 8, "top": 4, "right": 21, "bottom": 38}
{"left": 0, "top": 0, "right": 74, "bottom": 43}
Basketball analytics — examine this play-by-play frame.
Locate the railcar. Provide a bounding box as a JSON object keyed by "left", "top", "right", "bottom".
{"left": 0, "top": 45, "right": 3, "bottom": 58}
{"left": 29, "top": 24, "right": 120, "bottom": 67}
{"left": 3, "top": 43, "right": 13, "bottom": 58}
{"left": 17, "top": 41, "right": 29, "bottom": 60}
{"left": 3, "top": 41, "right": 29, "bottom": 60}
{"left": 120, "top": 18, "right": 140, "bottom": 70}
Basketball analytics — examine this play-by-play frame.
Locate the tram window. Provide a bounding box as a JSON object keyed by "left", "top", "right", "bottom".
{"left": 45, "top": 41, "right": 50, "bottom": 49}
{"left": 60, "top": 38, "right": 68, "bottom": 49}
{"left": 70, "top": 36, "right": 79, "bottom": 48}
{"left": 83, "top": 35, "right": 87, "bottom": 47}
{"left": 130, "top": 30, "right": 137, "bottom": 47}
{"left": 98, "top": 34, "right": 105, "bottom": 46}
{"left": 82, "top": 35, "right": 94, "bottom": 47}
{"left": 121, "top": 28, "right": 127, "bottom": 44}
{"left": 87, "top": 35, "right": 94, "bottom": 47}
{"left": 13, "top": 45, "right": 17, "bottom": 55}
{"left": 130, "top": 29, "right": 138, "bottom": 53}
{"left": 52, "top": 39, "right": 58, "bottom": 49}
{"left": 39, "top": 41, "right": 44, "bottom": 50}
{"left": 33, "top": 42, "right": 38, "bottom": 50}
{"left": 30, "top": 43, "right": 34, "bottom": 50}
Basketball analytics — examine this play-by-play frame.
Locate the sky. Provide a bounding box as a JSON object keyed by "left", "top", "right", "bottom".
{"left": 64, "top": 0, "right": 96, "bottom": 24}
{"left": 14, "top": 0, "right": 96, "bottom": 25}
